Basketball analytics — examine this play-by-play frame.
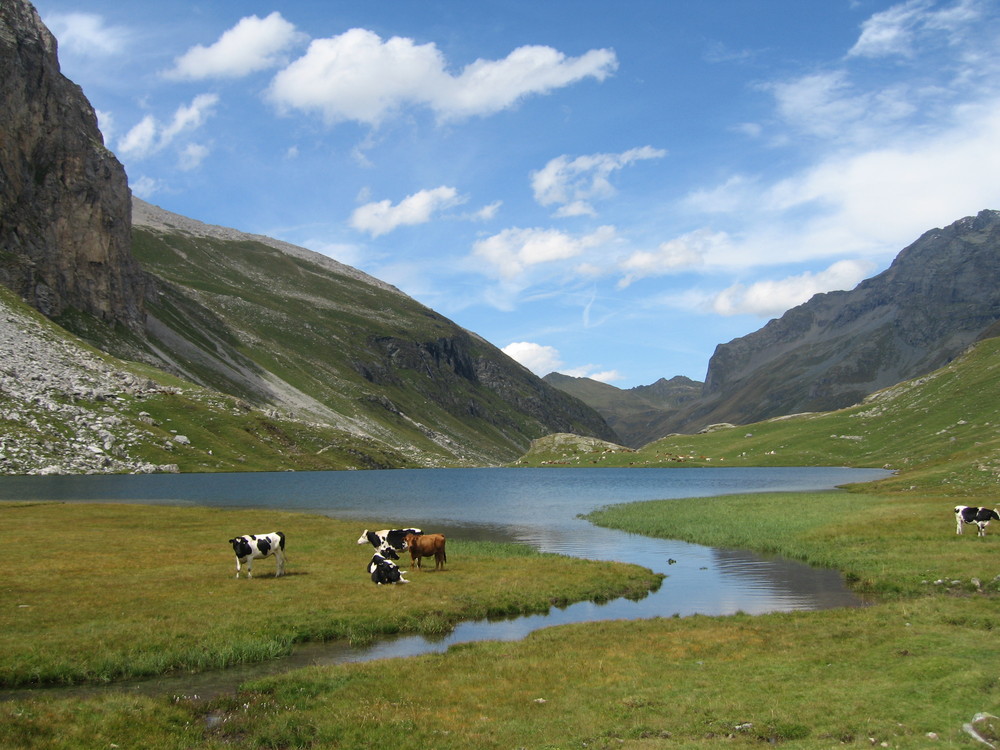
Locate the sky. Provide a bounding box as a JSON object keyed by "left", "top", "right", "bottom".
{"left": 32, "top": 0, "right": 1000, "bottom": 388}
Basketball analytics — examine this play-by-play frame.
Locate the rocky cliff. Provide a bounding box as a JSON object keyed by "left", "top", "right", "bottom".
{"left": 676, "top": 209, "right": 1000, "bottom": 431}
{"left": 0, "top": 0, "right": 145, "bottom": 329}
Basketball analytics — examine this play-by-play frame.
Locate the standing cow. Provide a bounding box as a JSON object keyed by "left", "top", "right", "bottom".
{"left": 357, "top": 528, "right": 421, "bottom": 555}
{"left": 229, "top": 532, "right": 286, "bottom": 578}
{"left": 955, "top": 505, "right": 1000, "bottom": 537}
{"left": 403, "top": 532, "right": 446, "bottom": 571}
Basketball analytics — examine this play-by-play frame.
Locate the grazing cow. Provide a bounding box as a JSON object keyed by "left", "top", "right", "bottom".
{"left": 368, "top": 552, "right": 409, "bottom": 584}
{"left": 229, "top": 532, "right": 286, "bottom": 578}
{"left": 955, "top": 505, "right": 1000, "bottom": 537}
{"left": 403, "top": 532, "right": 446, "bottom": 571}
{"left": 356, "top": 528, "right": 422, "bottom": 553}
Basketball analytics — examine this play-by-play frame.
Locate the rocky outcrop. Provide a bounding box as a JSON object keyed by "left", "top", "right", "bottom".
{"left": 672, "top": 209, "right": 1000, "bottom": 432}
{"left": 0, "top": 0, "right": 145, "bottom": 329}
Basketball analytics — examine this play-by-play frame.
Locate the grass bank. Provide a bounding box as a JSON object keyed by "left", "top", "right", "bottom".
{"left": 0, "top": 502, "right": 660, "bottom": 687}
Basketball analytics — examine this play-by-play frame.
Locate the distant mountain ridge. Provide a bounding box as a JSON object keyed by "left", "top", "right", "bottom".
{"left": 548, "top": 209, "right": 1000, "bottom": 444}
{"left": 543, "top": 373, "right": 701, "bottom": 447}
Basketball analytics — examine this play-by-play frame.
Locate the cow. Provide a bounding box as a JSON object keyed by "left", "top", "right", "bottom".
{"left": 229, "top": 532, "right": 286, "bottom": 578}
{"left": 356, "top": 528, "right": 422, "bottom": 554}
{"left": 368, "top": 552, "right": 409, "bottom": 584}
{"left": 403, "top": 532, "right": 446, "bottom": 571}
{"left": 955, "top": 505, "right": 1000, "bottom": 537}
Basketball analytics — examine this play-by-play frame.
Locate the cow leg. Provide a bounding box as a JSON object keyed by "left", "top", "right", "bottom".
{"left": 274, "top": 549, "right": 286, "bottom": 576}
{"left": 957, "top": 520, "right": 964, "bottom": 535}
{"left": 235, "top": 558, "right": 242, "bottom": 578}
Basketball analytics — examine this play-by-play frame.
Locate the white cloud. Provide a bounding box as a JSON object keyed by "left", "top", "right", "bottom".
{"left": 848, "top": 0, "right": 979, "bottom": 58}
{"left": 502, "top": 342, "right": 563, "bottom": 375}
{"left": 466, "top": 201, "right": 502, "bottom": 221}
{"left": 711, "top": 259, "right": 876, "bottom": 317}
{"left": 617, "top": 229, "right": 720, "bottom": 288}
{"left": 166, "top": 12, "right": 305, "bottom": 79}
{"left": 43, "top": 12, "right": 129, "bottom": 57}
{"left": 531, "top": 146, "right": 666, "bottom": 217}
{"left": 130, "top": 175, "right": 163, "bottom": 199}
{"left": 178, "top": 143, "right": 210, "bottom": 171}
{"left": 268, "top": 28, "right": 617, "bottom": 125}
{"left": 473, "top": 225, "right": 617, "bottom": 281}
{"left": 118, "top": 115, "right": 158, "bottom": 159}
{"left": 350, "top": 186, "right": 465, "bottom": 237}
{"left": 117, "top": 94, "right": 219, "bottom": 160}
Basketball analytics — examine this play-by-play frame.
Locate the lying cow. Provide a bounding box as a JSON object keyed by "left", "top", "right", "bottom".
{"left": 955, "top": 505, "right": 1000, "bottom": 537}
{"left": 368, "top": 552, "right": 409, "bottom": 584}
{"left": 357, "top": 528, "right": 422, "bottom": 553}
{"left": 403, "top": 532, "right": 446, "bottom": 571}
{"left": 229, "top": 532, "right": 286, "bottom": 578}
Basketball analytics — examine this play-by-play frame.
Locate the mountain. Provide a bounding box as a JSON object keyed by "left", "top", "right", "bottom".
{"left": 550, "top": 210, "right": 1000, "bottom": 443}
{"left": 0, "top": 0, "right": 615, "bottom": 472}
{"left": 543, "top": 373, "right": 701, "bottom": 447}
{"left": 122, "top": 199, "right": 617, "bottom": 464}
{"left": 678, "top": 209, "right": 1000, "bottom": 433}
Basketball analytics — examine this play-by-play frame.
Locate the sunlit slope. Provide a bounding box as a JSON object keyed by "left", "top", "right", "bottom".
{"left": 130, "top": 221, "right": 614, "bottom": 467}
{"left": 523, "top": 336, "right": 1000, "bottom": 497}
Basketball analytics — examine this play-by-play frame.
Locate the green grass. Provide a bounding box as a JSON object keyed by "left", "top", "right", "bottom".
{"left": 0, "top": 502, "right": 660, "bottom": 688}
{"left": 586, "top": 490, "right": 1000, "bottom": 598}
{"left": 2, "top": 488, "right": 999, "bottom": 748}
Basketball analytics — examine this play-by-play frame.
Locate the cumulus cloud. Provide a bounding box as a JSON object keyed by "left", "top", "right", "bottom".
{"left": 711, "top": 259, "right": 876, "bottom": 317}
{"left": 502, "top": 341, "right": 563, "bottom": 375}
{"left": 268, "top": 28, "right": 617, "bottom": 125}
{"left": 473, "top": 225, "right": 617, "bottom": 281}
{"left": 43, "top": 12, "right": 129, "bottom": 57}
{"left": 117, "top": 94, "right": 219, "bottom": 161}
{"left": 531, "top": 146, "right": 666, "bottom": 217}
{"left": 350, "top": 186, "right": 465, "bottom": 237}
{"left": 166, "top": 12, "right": 305, "bottom": 79}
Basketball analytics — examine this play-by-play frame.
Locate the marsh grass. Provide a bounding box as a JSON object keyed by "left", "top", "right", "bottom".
{"left": 0, "top": 502, "right": 659, "bottom": 687}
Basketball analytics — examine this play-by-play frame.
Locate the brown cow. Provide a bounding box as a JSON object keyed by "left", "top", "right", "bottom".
{"left": 403, "top": 532, "right": 447, "bottom": 571}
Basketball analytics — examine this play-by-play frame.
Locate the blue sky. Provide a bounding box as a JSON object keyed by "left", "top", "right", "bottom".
{"left": 34, "top": 0, "right": 1000, "bottom": 387}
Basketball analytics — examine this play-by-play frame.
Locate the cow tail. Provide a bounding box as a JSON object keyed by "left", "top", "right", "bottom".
{"left": 277, "top": 531, "right": 286, "bottom": 550}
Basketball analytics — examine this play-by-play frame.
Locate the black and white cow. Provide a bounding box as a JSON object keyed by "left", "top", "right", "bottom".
{"left": 229, "top": 532, "right": 286, "bottom": 578}
{"left": 954, "top": 505, "right": 1000, "bottom": 537}
{"left": 356, "top": 528, "right": 422, "bottom": 553}
{"left": 368, "top": 552, "right": 409, "bottom": 584}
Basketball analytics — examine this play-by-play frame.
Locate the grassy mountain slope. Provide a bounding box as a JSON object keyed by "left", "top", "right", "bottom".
{"left": 523, "top": 336, "right": 1000, "bottom": 498}
{"left": 79, "top": 201, "right": 615, "bottom": 469}
{"left": 0, "top": 285, "right": 418, "bottom": 474}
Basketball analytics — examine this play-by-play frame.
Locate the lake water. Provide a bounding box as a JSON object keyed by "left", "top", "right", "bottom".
{"left": 0, "top": 465, "right": 890, "bottom": 699}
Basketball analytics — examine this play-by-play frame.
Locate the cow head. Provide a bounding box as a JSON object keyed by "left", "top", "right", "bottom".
{"left": 229, "top": 537, "right": 253, "bottom": 558}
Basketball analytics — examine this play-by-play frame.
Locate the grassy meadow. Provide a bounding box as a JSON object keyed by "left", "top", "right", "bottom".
{"left": 2, "top": 488, "right": 999, "bottom": 749}
{"left": 0, "top": 502, "right": 659, "bottom": 688}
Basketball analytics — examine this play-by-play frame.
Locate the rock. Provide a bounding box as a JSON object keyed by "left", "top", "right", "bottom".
{"left": 0, "top": 0, "right": 147, "bottom": 329}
